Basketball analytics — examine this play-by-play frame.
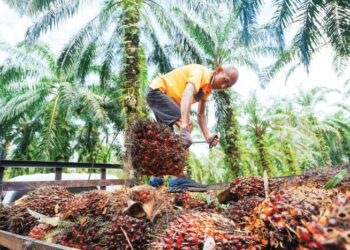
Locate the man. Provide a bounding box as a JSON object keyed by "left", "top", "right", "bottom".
{"left": 146, "top": 64, "right": 239, "bottom": 190}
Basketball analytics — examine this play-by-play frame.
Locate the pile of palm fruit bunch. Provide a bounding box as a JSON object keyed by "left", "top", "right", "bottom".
{"left": 52, "top": 186, "right": 174, "bottom": 249}
{"left": 55, "top": 215, "right": 151, "bottom": 249}
{"left": 218, "top": 176, "right": 280, "bottom": 229}
{"left": 0, "top": 186, "right": 73, "bottom": 235}
{"left": 130, "top": 119, "right": 187, "bottom": 176}
{"left": 218, "top": 176, "right": 283, "bottom": 203}
{"left": 280, "top": 165, "right": 350, "bottom": 190}
{"left": 245, "top": 187, "right": 336, "bottom": 249}
{"left": 3, "top": 166, "right": 350, "bottom": 249}
{"left": 296, "top": 192, "right": 350, "bottom": 250}
{"left": 150, "top": 211, "right": 262, "bottom": 250}
{"left": 19, "top": 185, "right": 174, "bottom": 249}
{"left": 59, "top": 189, "right": 127, "bottom": 220}
{"left": 224, "top": 196, "right": 264, "bottom": 228}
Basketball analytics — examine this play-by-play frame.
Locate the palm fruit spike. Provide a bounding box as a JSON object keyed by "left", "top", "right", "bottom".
{"left": 151, "top": 211, "right": 262, "bottom": 250}
{"left": 130, "top": 119, "right": 187, "bottom": 176}
{"left": 297, "top": 192, "right": 350, "bottom": 250}
{"left": 246, "top": 187, "right": 335, "bottom": 249}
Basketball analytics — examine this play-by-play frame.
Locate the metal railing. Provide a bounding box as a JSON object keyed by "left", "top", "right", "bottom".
{"left": 0, "top": 160, "right": 135, "bottom": 192}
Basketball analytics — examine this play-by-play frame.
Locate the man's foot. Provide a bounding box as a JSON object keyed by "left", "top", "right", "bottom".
{"left": 169, "top": 177, "right": 208, "bottom": 192}
{"left": 148, "top": 177, "right": 164, "bottom": 188}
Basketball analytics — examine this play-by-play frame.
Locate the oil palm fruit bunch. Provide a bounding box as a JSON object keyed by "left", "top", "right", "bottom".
{"left": 220, "top": 176, "right": 280, "bottom": 202}
{"left": 28, "top": 224, "right": 52, "bottom": 241}
{"left": 128, "top": 185, "right": 155, "bottom": 204}
{"left": 7, "top": 204, "right": 39, "bottom": 235}
{"left": 225, "top": 196, "right": 264, "bottom": 228}
{"left": 60, "top": 190, "right": 122, "bottom": 220}
{"left": 56, "top": 215, "right": 150, "bottom": 250}
{"left": 18, "top": 186, "right": 73, "bottom": 217}
{"left": 297, "top": 193, "right": 350, "bottom": 250}
{"left": 130, "top": 119, "right": 186, "bottom": 176}
{"left": 108, "top": 189, "right": 129, "bottom": 213}
{"left": 246, "top": 187, "right": 335, "bottom": 249}
{"left": 1, "top": 186, "right": 73, "bottom": 235}
{"left": 174, "top": 191, "right": 192, "bottom": 207}
{"left": 151, "top": 212, "right": 261, "bottom": 249}
{"left": 0, "top": 205, "right": 12, "bottom": 231}
{"left": 174, "top": 191, "right": 220, "bottom": 212}
{"left": 0, "top": 204, "right": 36, "bottom": 234}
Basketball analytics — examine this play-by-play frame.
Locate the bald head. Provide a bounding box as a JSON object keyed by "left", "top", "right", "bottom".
{"left": 211, "top": 65, "right": 239, "bottom": 90}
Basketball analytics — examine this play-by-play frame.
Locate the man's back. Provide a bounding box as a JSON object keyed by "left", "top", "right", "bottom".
{"left": 150, "top": 64, "right": 213, "bottom": 105}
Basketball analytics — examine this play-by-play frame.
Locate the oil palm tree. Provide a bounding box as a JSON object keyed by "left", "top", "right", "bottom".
{"left": 260, "top": 0, "right": 350, "bottom": 85}
{"left": 0, "top": 42, "right": 116, "bottom": 162}
{"left": 294, "top": 87, "right": 341, "bottom": 167}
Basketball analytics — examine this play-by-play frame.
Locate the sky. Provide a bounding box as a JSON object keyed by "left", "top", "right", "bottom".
{"left": 0, "top": 1, "right": 349, "bottom": 156}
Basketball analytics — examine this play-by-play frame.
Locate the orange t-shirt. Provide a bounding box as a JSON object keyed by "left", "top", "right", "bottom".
{"left": 149, "top": 64, "right": 213, "bottom": 105}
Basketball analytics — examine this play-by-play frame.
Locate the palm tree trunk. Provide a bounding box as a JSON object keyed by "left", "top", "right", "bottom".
{"left": 282, "top": 143, "right": 300, "bottom": 175}
{"left": 309, "top": 115, "right": 331, "bottom": 167}
{"left": 121, "top": 0, "right": 142, "bottom": 179}
{"left": 213, "top": 91, "right": 242, "bottom": 176}
{"left": 255, "top": 126, "right": 269, "bottom": 176}
{"left": 315, "top": 129, "right": 332, "bottom": 167}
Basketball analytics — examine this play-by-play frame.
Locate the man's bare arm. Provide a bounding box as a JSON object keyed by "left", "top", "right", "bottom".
{"left": 180, "top": 83, "right": 195, "bottom": 128}
{"left": 197, "top": 99, "right": 209, "bottom": 140}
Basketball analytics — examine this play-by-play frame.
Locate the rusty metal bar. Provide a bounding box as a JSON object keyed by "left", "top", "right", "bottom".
{"left": 101, "top": 168, "right": 107, "bottom": 190}
{"left": 55, "top": 168, "right": 63, "bottom": 181}
{"left": 2, "top": 178, "right": 136, "bottom": 191}
{"left": 0, "top": 160, "right": 122, "bottom": 169}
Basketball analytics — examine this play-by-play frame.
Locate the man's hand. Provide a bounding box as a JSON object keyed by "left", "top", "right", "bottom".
{"left": 179, "top": 127, "right": 193, "bottom": 149}
{"left": 207, "top": 134, "right": 219, "bottom": 148}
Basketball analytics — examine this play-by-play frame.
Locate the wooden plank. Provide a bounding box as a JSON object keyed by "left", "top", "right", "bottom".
{"left": 0, "top": 230, "right": 75, "bottom": 250}
{"left": 2, "top": 179, "right": 136, "bottom": 191}
{"left": 0, "top": 160, "right": 122, "bottom": 169}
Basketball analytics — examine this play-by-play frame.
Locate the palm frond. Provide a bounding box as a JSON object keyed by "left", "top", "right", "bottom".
{"left": 272, "top": 0, "right": 297, "bottom": 48}
{"left": 172, "top": 6, "right": 216, "bottom": 57}
{"left": 284, "top": 62, "right": 301, "bottom": 84}
{"left": 141, "top": 12, "right": 172, "bottom": 74}
{"left": 25, "top": 0, "right": 82, "bottom": 43}
{"left": 56, "top": 15, "right": 103, "bottom": 76}
{"left": 235, "top": 0, "right": 263, "bottom": 44}
{"left": 0, "top": 89, "right": 44, "bottom": 124}
{"left": 77, "top": 89, "right": 110, "bottom": 124}
{"left": 100, "top": 25, "right": 122, "bottom": 86}
{"left": 292, "top": 0, "right": 323, "bottom": 71}
{"left": 76, "top": 40, "right": 98, "bottom": 83}
{"left": 324, "top": 0, "right": 350, "bottom": 66}
{"left": 259, "top": 48, "right": 295, "bottom": 87}
{"left": 145, "top": 3, "right": 205, "bottom": 64}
